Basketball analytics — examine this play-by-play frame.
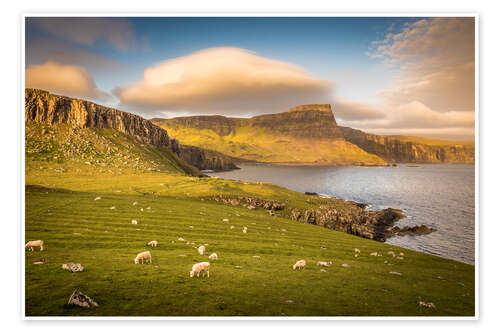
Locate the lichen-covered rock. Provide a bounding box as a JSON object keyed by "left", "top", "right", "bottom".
{"left": 67, "top": 289, "right": 98, "bottom": 308}
{"left": 62, "top": 263, "right": 84, "bottom": 272}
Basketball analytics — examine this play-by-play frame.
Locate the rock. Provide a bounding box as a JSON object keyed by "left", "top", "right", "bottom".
{"left": 67, "top": 289, "right": 98, "bottom": 308}
{"left": 62, "top": 263, "right": 84, "bottom": 272}
{"left": 33, "top": 261, "right": 44, "bottom": 265}
{"left": 235, "top": 266, "right": 242, "bottom": 269}
{"left": 320, "top": 269, "right": 327, "bottom": 273}
{"left": 305, "top": 192, "right": 318, "bottom": 196}
{"left": 389, "top": 225, "right": 436, "bottom": 237}
{"left": 341, "top": 264, "right": 350, "bottom": 268}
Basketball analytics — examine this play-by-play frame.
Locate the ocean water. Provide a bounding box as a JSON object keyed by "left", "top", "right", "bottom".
{"left": 214, "top": 163, "right": 475, "bottom": 265}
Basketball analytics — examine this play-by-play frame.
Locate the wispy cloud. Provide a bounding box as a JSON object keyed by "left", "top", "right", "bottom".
{"left": 29, "top": 17, "right": 136, "bottom": 51}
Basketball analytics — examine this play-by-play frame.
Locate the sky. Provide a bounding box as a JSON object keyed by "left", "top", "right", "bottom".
{"left": 25, "top": 16, "right": 475, "bottom": 141}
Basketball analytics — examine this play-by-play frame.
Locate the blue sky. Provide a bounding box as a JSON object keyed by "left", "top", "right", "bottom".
{"left": 25, "top": 16, "right": 475, "bottom": 140}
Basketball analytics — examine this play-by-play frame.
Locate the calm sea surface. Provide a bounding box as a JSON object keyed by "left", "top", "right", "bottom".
{"left": 214, "top": 163, "right": 475, "bottom": 265}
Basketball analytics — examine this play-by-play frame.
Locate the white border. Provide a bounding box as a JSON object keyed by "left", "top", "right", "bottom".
{"left": 20, "top": 12, "right": 479, "bottom": 321}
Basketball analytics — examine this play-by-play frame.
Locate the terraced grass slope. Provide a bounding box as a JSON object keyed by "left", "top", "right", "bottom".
{"left": 152, "top": 105, "right": 386, "bottom": 166}
{"left": 25, "top": 169, "right": 475, "bottom": 316}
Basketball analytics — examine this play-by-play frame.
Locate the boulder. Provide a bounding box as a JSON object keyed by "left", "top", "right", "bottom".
{"left": 62, "top": 263, "right": 84, "bottom": 272}
{"left": 67, "top": 289, "right": 98, "bottom": 308}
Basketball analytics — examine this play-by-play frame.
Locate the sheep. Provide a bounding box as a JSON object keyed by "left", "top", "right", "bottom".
{"left": 94, "top": 197, "right": 101, "bottom": 201}
{"left": 131, "top": 219, "right": 138, "bottom": 225}
{"left": 134, "top": 251, "right": 152, "bottom": 264}
{"left": 317, "top": 261, "right": 332, "bottom": 267}
{"left": 370, "top": 252, "right": 382, "bottom": 256}
{"left": 354, "top": 248, "right": 361, "bottom": 254}
{"left": 147, "top": 240, "right": 158, "bottom": 247}
{"left": 198, "top": 245, "right": 206, "bottom": 255}
{"left": 25, "top": 240, "right": 44, "bottom": 251}
{"left": 133, "top": 201, "right": 139, "bottom": 206}
{"left": 190, "top": 262, "right": 210, "bottom": 278}
{"left": 387, "top": 251, "right": 396, "bottom": 257}
{"left": 243, "top": 227, "right": 247, "bottom": 234}
{"left": 222, "top": 218, "right": 229, "bottom": 222}
{"left": 293, "top": 259, "right": 306, "bottom": 270}
{"left": 208, "top": 253, "right": 218, "bottom": 260}
{"left": 418, "top": 301, "right": 436, "bottom": 309}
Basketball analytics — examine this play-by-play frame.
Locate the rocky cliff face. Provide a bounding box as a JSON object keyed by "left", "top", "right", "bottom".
{"left": 176, "top": 145, "right": 238, "bottom": 171}
{"left": 340, "top": 126, "right": 474, "bottom": 164}
{"left": 25, "top": 89, "right": 237, "bottom": 171}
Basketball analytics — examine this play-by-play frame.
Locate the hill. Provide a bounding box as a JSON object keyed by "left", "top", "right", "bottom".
{"left": 25, "top": 89, "right": 237, "bottom": 172}
{"left": 339, "top": 127, "right": 475, "bottom": 164}
{"left": 152, "top": 105, "right": 386, "bottom": 166}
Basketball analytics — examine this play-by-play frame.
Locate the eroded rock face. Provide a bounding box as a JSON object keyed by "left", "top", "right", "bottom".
{"left": 26, "top": 89, "right": 174, "bottom": 149}
{"left": 67, "top": 290, "right": 98, "bottom": 308}
{"left": 340, "top": 126, "right": 474, "bottom": 164}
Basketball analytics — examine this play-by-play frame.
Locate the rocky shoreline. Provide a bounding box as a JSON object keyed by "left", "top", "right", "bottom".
{"left": 210, "top": 194, "right": 435, "bottom": 242}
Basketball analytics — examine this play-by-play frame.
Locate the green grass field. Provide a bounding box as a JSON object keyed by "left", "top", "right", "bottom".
{"left": 24, "top": 124, "right": 475, "bottom": 317}
{"left": 25, "top": 176, "right": 475, "bottom": 317}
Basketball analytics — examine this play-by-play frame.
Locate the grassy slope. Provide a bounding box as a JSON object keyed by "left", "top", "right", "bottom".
{"left": 156, "top": 122, "right": 385, "bottom": 166}
{"left": 24, "top": 124, "right": 474, "bottom": 316}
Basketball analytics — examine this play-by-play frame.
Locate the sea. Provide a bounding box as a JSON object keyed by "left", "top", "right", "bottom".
{"left": 214, "top": 163, "right": 475, "bottom": 265}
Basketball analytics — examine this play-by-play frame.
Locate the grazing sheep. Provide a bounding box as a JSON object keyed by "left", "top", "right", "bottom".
{"left": 399, "top": 252, "right": 405, "bottom": 257}
{"left": 230, "top": 225, "right": 235, "bottom": 229}
{"left": 131, "top": 219, "right": 138, "bottom": 225}
{"left": 208, "top": 253, "right": 218, "bottom": 260}
{"left": 293, "top": 259, "right": 306, "bottom": 270}
{"left": 110, "top": 206, "right": 116, "bottom": 210}
{"left": 134, "top": 251, "right": 152, "bottom": 264}
{"left": 243, "top": 227, "right": 247, "bottom": 234}
{"left": 317, "top": 261, "right": 332, "bottom": 267}
{"left": 198, "top": 245, "right": 206, "bottom": 255}
{"left": 190, "top": 262, "right": 210, "bottom": 278}
{"left": 387, "top": 251, "right": 396, "bottom": 257}
{"left": 133, "top": 201, "right": 139, "bottom": 206}
{"left": 370, "top": 252, "right": 381, "bottom": 256}
{"left": 222, "top": 218, "right": 229, "bottom": 222}
{"left": 178, "top": 237, "right": 185, "bottom": 241}
{"left": 354, "top": 248, "right": 361, "bottom": 254}
{"left": 147, "top": 240, "right": 158, "bottom": 247}
{"left": 94, "top": 197, "right": 101, "bottom": 201}
{"left": 25, "top": 240, "right": 44, "bottom": 251}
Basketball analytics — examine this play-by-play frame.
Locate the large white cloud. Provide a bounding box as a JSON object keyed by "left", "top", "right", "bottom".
{"left": 113, "top": 47, "right": 334, "bottom": 115}
{"left": 26, "top": 61, "right": 111, "bottom": 101}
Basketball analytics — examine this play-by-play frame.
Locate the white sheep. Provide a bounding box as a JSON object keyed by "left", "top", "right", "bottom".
{"left": 134, "top": 251, "right": 152, "bottom": 264}
{"left": 354, "top": 248, "right": 361, "bottom": 254}
{"left": 25, "top": 240, "right": 44, "bottom": 251}
{"left": 131, "top": 219, "right": 138, "bottom": 225}
{"left": 387, "top": 251, "right": 396, "bottom": 257}
{"left": 243, "top": 227, "right": 247, "bottom": 234}
{"left": 317, "top": 261, "right": 332, "bottom": 267}
{"left": 198, "top": 245, "right": 206, "bottom": 255}
{"left": 293, "top": 259, "right": 306, "bottom": 270}
{"left": 208, "top": 253, "right": 218, "bottom": 260}
{"left": 147, "top": 240, "right": 158, "bottom": 247}
{"left": 190, "top": 262, "right": 210, "bottom": 278}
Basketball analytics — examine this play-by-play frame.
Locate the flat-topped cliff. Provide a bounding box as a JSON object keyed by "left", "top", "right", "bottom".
{"left": 152, "top": 104, "right": 385, "bottom": 166}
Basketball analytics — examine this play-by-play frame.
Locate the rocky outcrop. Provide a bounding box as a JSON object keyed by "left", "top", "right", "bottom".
{"left": 25, "top": 89, "right": 238, "bottom": 171}
{"left": 26, "top": 89, "right": 175, "bottom": 150}
{"left": 340, "top": 126, "right": 474, "bottom": 164}
{"left": 177, "top": 145, "right": 238, "bottom": 171}
{"left": 209, "top": 194, "right": 429, "bottom": 242}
